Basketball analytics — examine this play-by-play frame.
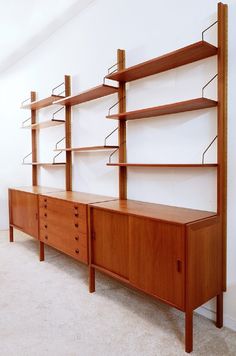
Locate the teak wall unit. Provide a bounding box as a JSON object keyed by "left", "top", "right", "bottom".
{"left": 8, "top": 3, "right": 227, "bottom": 354}
{"left": 88, "top": 3, "right": 227, "bottom": 354}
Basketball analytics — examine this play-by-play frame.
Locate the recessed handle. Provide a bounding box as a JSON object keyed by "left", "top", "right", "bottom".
{"left": 177, "top": 260, "right": 182, "bottom": 273}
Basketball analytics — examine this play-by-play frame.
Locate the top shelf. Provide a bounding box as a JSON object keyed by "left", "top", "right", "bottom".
{"left": 21, "top": 95, "right": 65, "bottom": 110}
{"left": 106, "top": 41, "right": 218, "bottom": 82}
{"left": 54, "top": 84, "right": 118, "bottom": 106}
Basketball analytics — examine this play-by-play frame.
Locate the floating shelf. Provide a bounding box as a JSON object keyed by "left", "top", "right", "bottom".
{"left": 21, "top": 95, "right": 65, "bottom": 110}
{"left": 107, "top": 163, "right": 218, "bottom": 168}
{"left": 54, "top": 145, "right": 119, "bottom": 152}
{"left": 54, "top": 84, "right": 118, "bottom": 106}
{"left": 106, "top": 41, "right": 218, "bottom": 82}
{"left": 23, "top": 162, "right": 66, "bottom": 167}
{"left": 107, "top": 98, "right": 217, "bottom": 121}
{"left": 22, "top": 119, "right": 65, "bottom": 130}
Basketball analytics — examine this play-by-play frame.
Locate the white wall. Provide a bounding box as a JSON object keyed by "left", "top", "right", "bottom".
{"left": 0, "top": 0, "right": 235, "bottom": 330}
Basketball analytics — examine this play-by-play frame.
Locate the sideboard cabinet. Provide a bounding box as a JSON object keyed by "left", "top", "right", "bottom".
{"left": 88, "top": 199, "right": 222, "bottom": 353}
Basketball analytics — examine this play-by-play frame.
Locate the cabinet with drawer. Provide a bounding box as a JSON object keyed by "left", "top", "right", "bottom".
{"left": 39, "top": 191, "right": 115, "bottom": 265}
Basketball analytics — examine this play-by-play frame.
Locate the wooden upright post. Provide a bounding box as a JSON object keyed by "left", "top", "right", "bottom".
{"left": 31, "top": 91, "right": 37, "bottom": 186}
{"left": 217, "top": 2, "right": 228, "bottom": 292}
{"left": 117, "top": 50, "right": 127, "bottom": 199}
{"left": 65, "top": 75, "right": 72, "bottom": 191}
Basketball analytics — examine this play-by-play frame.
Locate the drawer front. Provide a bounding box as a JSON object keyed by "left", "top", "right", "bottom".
{"left": 39, "top": 196, "right": 88, "bottom": 264}
{"left": 9, "top": 189, "right": 38, "bottom": 239}
{"left": 40, "top": 231, "right": 88, "bottom": 263}
{"left": 129, "top": 216, "right": 185, "bottom": 310}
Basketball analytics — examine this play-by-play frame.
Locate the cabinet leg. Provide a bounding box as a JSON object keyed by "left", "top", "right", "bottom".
{"left": 185, "top": 310, "right": 193, "bottom": 353}
{"left": 39, "top": 241, "right": 45, "bottom": 262}
{"left": 9, "top": 226, "right": 14, "bottom": 242}
{"left": 216, "top": 293, "right": 223, "bottom": 328}
{"left": 89, "top": 266, "right": 95, "bottom": 293}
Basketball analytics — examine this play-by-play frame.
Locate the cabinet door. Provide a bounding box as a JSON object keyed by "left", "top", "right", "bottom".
{"left": 129, "top": 216, "right": 185, "bottom": 309}
{"left": 10, "top": 190, "right": 38, "bottom": 238}
{"left": 91, "top": 209, "right": 129, "bottom": 279}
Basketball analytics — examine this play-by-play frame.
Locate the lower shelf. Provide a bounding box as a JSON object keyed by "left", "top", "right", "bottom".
{"left": 23, "top": 162, "right": 66, "bottom": 167}
{"left": 107, "top": 163, "right": 218, "bottom": 168}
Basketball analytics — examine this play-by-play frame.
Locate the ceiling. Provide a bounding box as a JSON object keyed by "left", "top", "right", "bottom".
{"left": 0, "top": 0, "right": 95, "bottom": 74}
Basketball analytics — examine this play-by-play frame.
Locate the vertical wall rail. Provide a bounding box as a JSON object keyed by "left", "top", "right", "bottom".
{"left": 117, "top": 49, "right": 127, "bottom": 199}
{"left": 65, "top": 75, "right": 72, "bottom": 191}
{"left": 217, "top": 2, "right": 228, "bottom": 292}
{"left": 31, "top": 91, "right": 37, "bottom": 185}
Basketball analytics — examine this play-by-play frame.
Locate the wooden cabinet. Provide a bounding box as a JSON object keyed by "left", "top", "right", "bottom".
{"left": 38, "top": 191, "right": 116, "bottom": 265}
{"left": 9, "top": 189, "right": 38, "bottom": 239}
{"left": 89, "top": 199, "right": 222, "bottom": 353}
{"left": 39, "top": 195, "right": 88, "bottom": 264}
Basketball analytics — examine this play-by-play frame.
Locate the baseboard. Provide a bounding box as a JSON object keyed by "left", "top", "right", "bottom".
{"left": 197, "top": 306, "right": 236, "bottom": 332}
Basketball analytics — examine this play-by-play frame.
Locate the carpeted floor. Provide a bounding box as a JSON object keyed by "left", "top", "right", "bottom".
{"left": 0, "top": 230, "right": 236, "bottom": 356}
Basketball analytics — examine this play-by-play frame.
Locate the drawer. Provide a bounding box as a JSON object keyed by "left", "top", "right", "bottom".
{"left": 40, "top": 230, "right": 88, "bottom": 264}
{"left": 39, "top": 196, "right": 87, "bottom": 220}
{"left": 40, "top": 213, "right": 87, "bottom": 234}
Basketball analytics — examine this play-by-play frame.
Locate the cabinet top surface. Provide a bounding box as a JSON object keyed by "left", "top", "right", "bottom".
{"left": 9, "top": 186, "right": 63, "bottom": 195}
{"left": 89, "top": 199, "right": 217, "bottom": 224}
{"left": 40, "top": 190, "right": 117, "bottom": 204}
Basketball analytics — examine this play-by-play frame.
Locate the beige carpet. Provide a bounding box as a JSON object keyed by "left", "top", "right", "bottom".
{"left": 0, "top": 230, "right": 236, "bottom": 356}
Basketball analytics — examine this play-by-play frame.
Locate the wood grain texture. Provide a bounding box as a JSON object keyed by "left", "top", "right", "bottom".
{"left": 65, "top": 75, "right": 72, "bottom": 191}
{"left": 186, "top": 216, "right": 221, "bottom": 310}
{"left": 91, "top": 209, "right": 129, "bottom": 278}
{"left": 217, "top": 2, "right": 228, "bottom": 292}
{"left": 9, "top": 189, "right": 39, "bottom": 239}
{"left": 21, "top": 95, "right": 64, "bottom": 110}
{"left": 31, "top": 91, "right": 38, "bottom": 186}
{"left": 107, "top": 98, "right": 217, "bottom": 121}
{"left": 54, "top": 145, "right": 119, "bottom": 152}
{"left": 89, "top": 199, "right": 217, "bottom": 225}
{"left": 22, "top": 119, "right": 65, "bottom": 130}
{"left": 107, "top": 163, "right": 217, "bottom": 168}
{"left": 106, "top": 41, "right": 217, "bottom": 82}
{"left": 54, "top": 84, "right": 118, "bottom": 106}
{"left": 41, "top": 191, "right": 116, "bottom": 204}
{"left": 129, "top": 216, "right": 185, "bottom": 309}
{"left": 9, "top": 186, "right": 63, "bottom": 195}
{"left": 117, "top": 49, "right": 127, "bottom": 199}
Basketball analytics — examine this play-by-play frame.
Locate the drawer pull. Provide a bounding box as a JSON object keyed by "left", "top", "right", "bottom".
{"left": 75, "top": 249, "right": 80, "bottom": 254}
{"left": 44, "top": 224, "right": 47, "bottom": 229}
{"left": 44, "top": 199, "right": 47, "bottom": 203}
{"left": 44, "top": 205, "right": 47, "bottom": 208}
{"left": 75, "top": 213, "right": 79, "bottom": 218}
{"left": 177, "top": 260, "right": 182, "bottom": 273}
{"left": 45, "top": 235, "right": 48, "bottom": 240}
{"left": 75, "top": 236, "right": 79, "bottom": 241}
{"left": 44, "top": 213, "right": 47, "bottom": 217}
{"left": 74, "top": 206, "right": 78, "bottom": 210}
{"left": 75, "top": 223, "right": 79, "bottom": 228}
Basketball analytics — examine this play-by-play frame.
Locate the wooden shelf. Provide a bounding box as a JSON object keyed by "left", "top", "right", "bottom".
{"left": 54, "top": 84, "right": 118, "bottom": 106}
{"left": 22, "top": 119, "right": 65, "bottom": 130}
{"left": 107, "top": 163, "right": 218, "bottom": 168}
{"left": 107, "top": 98, "right": 217, "bottom": 120}
{"left": 21, "top": 95, "right": 65, "bottom": 110}
{"left": 54, "top": 145, "right": 119, "bottom": 152}
{"left": 23, "top": 162, "right": 66, "bottom": 167}
{"left": 106, "top": 41, "right": 217, "bottom": 82}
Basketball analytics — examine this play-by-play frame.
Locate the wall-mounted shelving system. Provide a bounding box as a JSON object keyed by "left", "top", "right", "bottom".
{"left": 8, "top": 3, "right": 227, "bottom": 354}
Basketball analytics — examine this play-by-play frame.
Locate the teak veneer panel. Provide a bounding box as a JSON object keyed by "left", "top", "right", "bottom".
{"left": 21, "top": 95, "right": 64, "bottom": 110}
{"left": 54, "top": 84, "right": 118, "bottom": 106}
{"left": 22, "top": 119, "right": 65, "bottom": 130}
{"left": 54, "top": 145, "right": 119, "bottom": 152}
{"left": 107, "top": 98, "right": 217, "bottom": 121}
{"left": 107, "top": 163, "right": 218, "bottom": 168}
{"left": 43, "top": 191, "right": 116, "bottom": 205}
{"left": 106, "top": 41, "right": 217, "bottom": 82}
{"left": 89, "top": 199, "right": 217, "bottom": 225}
